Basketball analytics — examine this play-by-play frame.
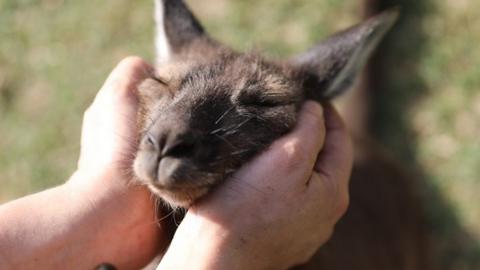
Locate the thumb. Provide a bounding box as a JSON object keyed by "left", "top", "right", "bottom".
{"left": 93, "top": 56, "right": 153, "bottom": 109}
{"left": 314, "top": 103, "right": 353, "bottom": 190}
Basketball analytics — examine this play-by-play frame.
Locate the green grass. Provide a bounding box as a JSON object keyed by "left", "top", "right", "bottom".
{"left": 1, "top": 0, "right": 480, "bottom": 265}
{"left": 0, "top": 0, "right": 359, "bottom": 200}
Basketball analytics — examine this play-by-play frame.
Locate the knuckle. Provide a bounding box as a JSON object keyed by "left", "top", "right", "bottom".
{"left": 118, "top": 56, "right": 147, "bottom": 70}
{"left": 112, "top": 83, "right": 133, "bottom": 100}
{"left": 318, "top": 226, "right": 334, "bottom": 246}
{"left": 111, "top": 57, "right": 151, "bottom": 99}
{"left": 319, "top": 176, "right": 350, "bottom": 223}
{"left": 320, "top": 227, "right": 335, "bottom": 252}
{"left": 335, "top": 191, "right": 350, "bottom": 221}
{"left": 298, "top": 230, "right": 331, "bottom": 264}
{"left": 281, "top": 138, "right": 308, "bottom": 171}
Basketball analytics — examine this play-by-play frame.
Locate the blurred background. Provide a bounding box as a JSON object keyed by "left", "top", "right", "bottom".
{"left": 0, "top": 0, "right": 479, "bottom": 267}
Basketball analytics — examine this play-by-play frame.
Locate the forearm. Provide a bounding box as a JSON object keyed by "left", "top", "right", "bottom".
{"left": 0, "top": 173, "right": 161, "bottom": 270}
{"left": 0, "top": 184, "right": 98, "bottom": 269}
{"left": 157, "top": 219, "right": 224, "bottom": 270}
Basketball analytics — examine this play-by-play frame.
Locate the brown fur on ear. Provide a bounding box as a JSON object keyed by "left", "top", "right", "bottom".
{"left": 291, "top": 8, "right": 399, "bottom": 101}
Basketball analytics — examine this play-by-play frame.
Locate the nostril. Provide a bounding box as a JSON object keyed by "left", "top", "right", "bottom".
{"left": 146, "top": 135, "right": 155, "bottom": 146}
{"left": 141, "top": 134, "right": 159, "bottom": 151}
{"left": 162, "top": 139, "right": 197, "bottom": 158}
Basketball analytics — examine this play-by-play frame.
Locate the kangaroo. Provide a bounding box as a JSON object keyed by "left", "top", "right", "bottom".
{"left": 102, "top": 0, "right": 432, "bottom": 269}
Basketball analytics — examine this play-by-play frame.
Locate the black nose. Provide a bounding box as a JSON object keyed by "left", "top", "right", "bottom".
{"left": 161, "top": 132, "right": 198, "bottom": 158}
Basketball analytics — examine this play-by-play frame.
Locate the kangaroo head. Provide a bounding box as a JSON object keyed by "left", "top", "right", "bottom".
{"left": 133, "top": 0, "right": 398, "bottom": 207}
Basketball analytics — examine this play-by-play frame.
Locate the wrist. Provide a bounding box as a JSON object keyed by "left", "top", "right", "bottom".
{"left": 158, "top": 212, "right": 265, "bottom": 270}
{"left": 64, "top": 170, "right": 163, "bottom": 268}
{"left": 158, "top": 218, "right": 226, "bottom": 270}
{"left": 66, "top": 169, "right": 157, "bottom": 233}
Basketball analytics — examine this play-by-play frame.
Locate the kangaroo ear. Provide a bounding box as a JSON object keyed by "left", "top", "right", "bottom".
{"left": 291, "top": 8, "right": 399, "bottom": 100}
{"left": 155, "top": 0, "right": 211, "bottom": 64}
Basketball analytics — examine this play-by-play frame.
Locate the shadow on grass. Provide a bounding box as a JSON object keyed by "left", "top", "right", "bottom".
{"left": 369, "top": 0, "right": 480, "bottom": 269}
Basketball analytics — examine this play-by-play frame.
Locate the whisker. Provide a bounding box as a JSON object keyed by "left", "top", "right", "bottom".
{"left": 214, "top": 116, "right": 254, "bottom": 137}
{"left": 212, "top": 149, "right": 252, "bottom": 162}
{"left": 173, "top": 210, "right": 180, "bottom": 227}
{"left": 234, "top": 116, "right": 253, "bottom": 129}
{"left": 214, "top": 134, "right": 238, "bottom": 150}
{"left": 156, "top": 210, "right": 175, "bottom": 224}
{"left": 210, "top": 127, "right": 226, "bottom": 135}
{"left": 214, "top": 106, "right": 235, "bottom": 125}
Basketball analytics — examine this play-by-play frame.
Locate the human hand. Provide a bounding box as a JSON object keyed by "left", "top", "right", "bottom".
{"left": 158, "top": 101, "right": 353, "bottom": 270}
{"left": 75, "top": 56, "right": 148, "bottom": 181}
{"left": 0, "top": 57, "right": 173, "bottom": 270}
{"left": 68, "top": 57, "right": 169, "bottom": 268}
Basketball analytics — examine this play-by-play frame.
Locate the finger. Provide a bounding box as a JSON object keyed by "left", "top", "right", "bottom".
{"left": 314, "top": 103, "right": 353, "bottom": 190}
{"left": 87, "top": 58, "right": 153, "bottom": 152}
{"left": 226, "top": 101, "right": 325, "bottom": 192}
{"left": 281, "top": 101, "right": 326, "bottom": 173}
{"left": 86, "top": 57, "right": 153, "bottom": 129}
{"left": 261, "top": 101, "right": 326, "bottom": 182}
{"left": 95, "top": 56, "right": 154, "bottom": 106}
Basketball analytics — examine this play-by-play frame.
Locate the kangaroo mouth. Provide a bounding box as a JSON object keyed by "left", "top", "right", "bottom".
{"left": 134, "top": 152, "right": 222, "bottom": 207}
{"left": 148, "top": 183, "right": 213, "bottom": 208}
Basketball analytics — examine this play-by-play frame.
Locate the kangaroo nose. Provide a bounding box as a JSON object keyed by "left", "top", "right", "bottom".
{"left": 155, "top": 132, "right": 199, "bottom": 188}
{"left": 161, "top": 132, "right": 198, "bottom": 158}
